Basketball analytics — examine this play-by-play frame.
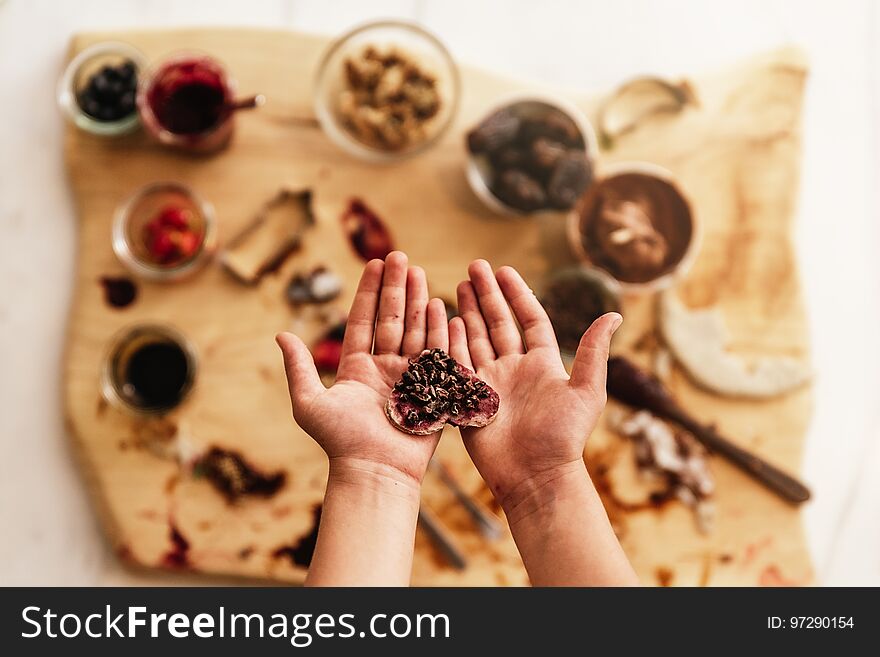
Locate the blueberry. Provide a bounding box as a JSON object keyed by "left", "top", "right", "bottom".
{"left": 79, "top": 60, "right": 139, "bottom": 122}
{"left": 118, "top": 61, "right": 136, "bottom": 81}
{"left": 100, "top": 65, "right": 119, "bottom": 81}
{"left": 82, "top": 97, "right": 101, "bottom": 118}
{"left": 119, "top": 91, "right": 135, "bottom": 112}
{"left": 97, "top": 105, "right": 118, "bottom": 121}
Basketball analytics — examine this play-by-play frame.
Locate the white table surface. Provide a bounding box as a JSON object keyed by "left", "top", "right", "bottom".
{"left": 1, "top": 0, "right": 878, "bottom": 586}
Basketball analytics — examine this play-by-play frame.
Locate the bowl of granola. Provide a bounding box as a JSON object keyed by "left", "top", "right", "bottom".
{"left": 314, "top": 20, "right": 460, "bottom": 162}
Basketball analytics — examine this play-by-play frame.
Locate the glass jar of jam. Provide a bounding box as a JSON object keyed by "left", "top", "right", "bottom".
{"left": 137, "top": 52, "right": 236, "bottom": 153}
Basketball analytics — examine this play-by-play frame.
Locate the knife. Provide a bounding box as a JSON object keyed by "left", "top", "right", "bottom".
{"left": 606, "top": 356, "right": 811, "bottom": 504}
{"left": 429, "top": 459, "right": 504, "bottom": 540}
{"left": 417, "top": 507, "right": 468, "bottom": 570}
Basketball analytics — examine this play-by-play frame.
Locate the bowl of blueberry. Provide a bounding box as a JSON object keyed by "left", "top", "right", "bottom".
{"left": 58, "top": 41, "right": 146, "bottom": 136}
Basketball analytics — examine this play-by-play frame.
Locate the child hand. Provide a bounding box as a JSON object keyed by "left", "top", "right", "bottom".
{"left": 448, "top": 260, "right": 621, "bottom": 515}
{"left": 276, "top": 251, "right": 449, "bottom": 487}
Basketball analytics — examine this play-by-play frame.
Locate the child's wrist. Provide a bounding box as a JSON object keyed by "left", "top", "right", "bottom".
{"left": 326, "top": 457, "right": 422, "bottom": 506}
{"left": 498, "top": 460, "right": 592, "bottom": 527}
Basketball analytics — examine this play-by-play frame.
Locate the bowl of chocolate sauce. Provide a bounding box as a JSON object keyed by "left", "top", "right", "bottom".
{"left": 567, "top": 162, "right": 699, "bottom": 293}
{"left": 102, "top": 324, "right": 197, "bottom": 415}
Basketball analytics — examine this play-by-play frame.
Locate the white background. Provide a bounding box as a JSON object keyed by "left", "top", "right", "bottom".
{"left": 0, "top": 0, "right": 878, "bottom": 586}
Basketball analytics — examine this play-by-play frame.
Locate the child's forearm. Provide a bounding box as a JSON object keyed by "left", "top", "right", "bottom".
{"left": 305, "top": 458, "right": 421, "bottom": 587}
{"left": 502, "top": 461, "right": 639, "bottom": 587}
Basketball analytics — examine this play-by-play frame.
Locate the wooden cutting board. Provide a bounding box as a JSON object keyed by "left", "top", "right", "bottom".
{"left": 63, "top": 28, "right": 812, "bottom": 586}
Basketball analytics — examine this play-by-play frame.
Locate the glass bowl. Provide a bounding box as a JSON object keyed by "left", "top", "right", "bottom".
{"left": 112, "top": 181, "right": 217, "bottom": 282}
{"left": 57, "top": 41, "right": 146, "bottom": 137}
{"left": 538, "top": 266, "right": 621, "bottom": 359}
{"left": 465, "top": 93, "right": 599, "bottom": 217}
{"left": 313, "top": 20, "right": 460, "bottom": 162}
{"left": 137, "top": 51, "right": 238, "bottom": 154}
{"left": 565, "top": 161, "right": 700, "bottom": 295}
{"left": 102, "top": 323, "right": 198, "bottom": 416}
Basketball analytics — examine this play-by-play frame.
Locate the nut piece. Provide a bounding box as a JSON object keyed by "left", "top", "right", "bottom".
{"left": 609, "top": 409, "right": 714, "bottom": 533}
{"left": 596, "top": 196, "right": 668, "bottom": 274}
{"left": 337, "top": 46, "right": 442, "bottom": 152}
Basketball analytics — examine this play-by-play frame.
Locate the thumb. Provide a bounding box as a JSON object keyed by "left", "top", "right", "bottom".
{"left": 276, "top": 332, "right": 325, "bottom": 413}
{"left": 568, "top": 312, "right": 623, "bottom": 398}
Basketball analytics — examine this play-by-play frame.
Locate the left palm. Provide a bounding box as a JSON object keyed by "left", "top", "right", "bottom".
{"left": 277, "top": 252, "right": 450, "bottom": 484}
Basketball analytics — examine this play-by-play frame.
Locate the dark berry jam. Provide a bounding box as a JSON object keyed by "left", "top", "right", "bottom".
{"left": 147, "top": 58, "right": 229, "bottom": 135}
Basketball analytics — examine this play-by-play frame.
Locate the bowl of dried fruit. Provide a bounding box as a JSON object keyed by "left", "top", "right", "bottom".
{"left": 313, "top": 20, "right": 460, "bottom": 162}
{"left": 465, "top": 95, "right": 598, "bottom": 216}
{"left": 112, "top": 181, "right": 218, "bottom": 282}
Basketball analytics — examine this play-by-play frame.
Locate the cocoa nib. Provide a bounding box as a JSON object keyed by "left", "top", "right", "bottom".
{"left": 195, "top": 447, "right": 286, "bottom": 502}
{"left": 273, "top": 504, "right": 322, "bottom": 567}
{"left": 386, "top": 348, "right": 499, "bottom": 435}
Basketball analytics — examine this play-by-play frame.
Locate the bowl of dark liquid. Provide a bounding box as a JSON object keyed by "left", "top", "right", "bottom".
{"left": 102, "top": 324, "right": 197, "bottom": 415}
{"left": 137, "top": 53, "right": 236, "bottom": 153}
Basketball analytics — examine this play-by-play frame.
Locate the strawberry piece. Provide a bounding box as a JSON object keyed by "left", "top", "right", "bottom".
{"left": 312, "top": 339, "right": 343, "bottom": 374}
{"left": 158, "top": 206, "right": 192, "bottom": 230}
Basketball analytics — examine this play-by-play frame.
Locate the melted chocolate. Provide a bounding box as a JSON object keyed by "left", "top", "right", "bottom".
{"left": 577, "top": 172, "right": 692, "bottom": 283}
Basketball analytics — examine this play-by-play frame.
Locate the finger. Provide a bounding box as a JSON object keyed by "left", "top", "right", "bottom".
{"left": 425, "top": 298, "right": 449, "bottom": 352}
{"left": 569, "top": 313, "right": 623, "bottom": 398}
{"left": 401, "top": 266, "right": 429, "bottom": 356}
{"left": 341, "top": 259, "right": 384, "bottom": 357}
{"left": 456, "top": 280, "right": 496, "bottom": 368}
{"left": 448, "top": 316, "right": 473, "bottom": 371}
{"left": 374, "top": 251, "right": 409, "bottom": 354}
{"left": 468, "top": 259, "right": 524, "bottom": 355}
{"left": 495, "top": 266, "right": 558, "bottom": 350}
{"left": 276, "top": 332, "right": 325, "bottom": 412}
